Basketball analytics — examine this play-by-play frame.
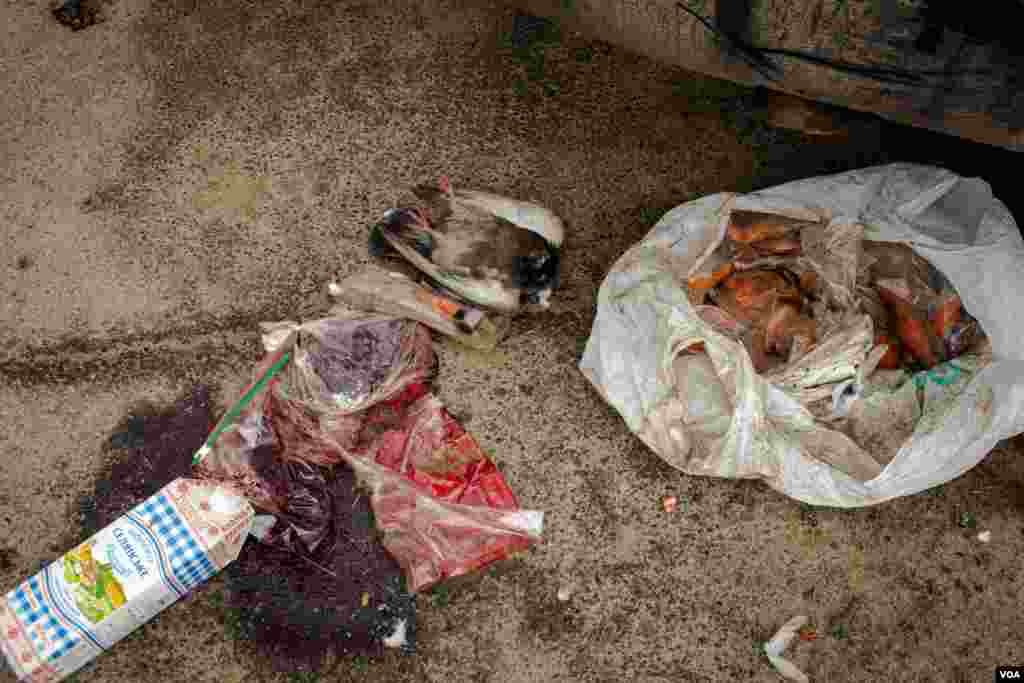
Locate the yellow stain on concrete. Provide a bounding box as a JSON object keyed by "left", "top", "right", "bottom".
{"left": 440, "top": 338, "right": 515, "bottom": 370}
{"left": 192, "top": 158, "right": 270, "bottom": 225}
{"left": 847, "top": 543, "right": 867, "bottom": 594}
{"left": 782, "top": 509, "right": 834, "bottom": 562}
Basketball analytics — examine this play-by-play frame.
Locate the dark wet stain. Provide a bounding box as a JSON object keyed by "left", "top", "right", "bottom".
{"left": 519, "top": 573, "right": 581, "bottom": 642}
{"left": 3, "top": 307, "right": 278, "bottom": 361}
{"left": 77, "top": 385, "right": 215, "bottom": 536}
{"left": 0, "top": 339, "right": 243, "bottom": 389}
{"left": 0, "top": 546, "right": 19, "bottom": 572}
{"left": 79, "top": 181, "right": 129, "bottom": 214}
{"left": 52, "top": 0, "right": 103, "bottom": 31}
{"left": 15, "top": 255, "right": 32, "bottom": 270}
{"left": 75, "top": 381, "right": 416, "bottom": 676}
{"left": 224, "top": 457, "right": 415, "bottom": 674}
{"left": 0, "top": 303, "right": 333, "bottom": 388}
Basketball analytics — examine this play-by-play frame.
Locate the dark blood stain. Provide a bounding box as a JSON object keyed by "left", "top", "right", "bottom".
{"left": 223, "top": 450, "right": 414, "bottom": 674}
{"left": 52, "top": 0, "right": 103, "bottom": 30}
{"left": 80, "top": 383, "right": 414, "bottom": 675}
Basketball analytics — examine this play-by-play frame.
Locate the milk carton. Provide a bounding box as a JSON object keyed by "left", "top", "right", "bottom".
{"left": 1, "top": 479, "right": 253, "bottom": 682}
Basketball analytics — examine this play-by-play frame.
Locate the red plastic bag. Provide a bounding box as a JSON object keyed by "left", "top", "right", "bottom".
{"left": 196, "top": 310, "right": 542, "bottom": 591}
{"left": 343, "top": 382, "right": 539, "bottom": 590}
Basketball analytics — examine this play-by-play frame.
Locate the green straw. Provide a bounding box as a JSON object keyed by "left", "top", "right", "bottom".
{"left": 192, "top": 350, "right": 292, "bottom": 465}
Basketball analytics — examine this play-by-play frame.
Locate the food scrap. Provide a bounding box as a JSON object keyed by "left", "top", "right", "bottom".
{"left": 691, "top": 212, "right": 823, "bottom": 373}
{"left": 687, "top": 211, "right": 986, "bottom": 377}
{"left": 864, "top": 242, "right": 981, "bottom": 371}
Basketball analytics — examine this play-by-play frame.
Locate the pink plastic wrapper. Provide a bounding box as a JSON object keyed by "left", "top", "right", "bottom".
{"left": 195, "top": 311, "right": 542, "bottom": 591}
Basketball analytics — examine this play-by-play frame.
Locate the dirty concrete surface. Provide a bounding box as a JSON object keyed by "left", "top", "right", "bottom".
{"left": 2, "top": 1, "right": 1023, "bottom": 682}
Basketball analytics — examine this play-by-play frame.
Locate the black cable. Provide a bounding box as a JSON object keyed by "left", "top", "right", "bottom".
{"left": 679, "top": 1, "right": 781, "bottom": 81}
{"left": 676, "top": 2, "right": 999, "bottom": 88}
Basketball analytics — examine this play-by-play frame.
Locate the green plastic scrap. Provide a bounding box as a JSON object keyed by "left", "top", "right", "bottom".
{"left": 192, "top": 350, "right": 292, "bottom": 465}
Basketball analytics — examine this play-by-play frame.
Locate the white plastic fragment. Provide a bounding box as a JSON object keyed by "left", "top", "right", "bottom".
{"left": 830, "top": 342, "right": 889, "bottom": 419}
{"left": 249, "top": 514, "right": 277, "bottom": 541}
{"left": 977, "top": 530, "right": 992, "bottom": 543}
{"left": 382, "top": 618, "right": 408, "bottom": 648}
{"left": 556, "top": 586, "right": 572, "bottom": 602}
{"left": 764, "top": 615, "right": 811, "bottom": 683}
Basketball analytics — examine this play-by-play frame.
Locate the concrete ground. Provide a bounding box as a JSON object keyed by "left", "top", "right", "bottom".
{"left": 2, "top": 1, "right": 1022, "bottom": 682}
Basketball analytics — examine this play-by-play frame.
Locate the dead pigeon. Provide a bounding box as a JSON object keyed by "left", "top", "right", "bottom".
{"left": 370, "top": 178, "right": 564, "bottom": 313}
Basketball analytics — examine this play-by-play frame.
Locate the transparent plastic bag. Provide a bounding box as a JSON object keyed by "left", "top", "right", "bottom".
{"left": 330, "top": 267, "right": 509, "bottom": 351}
{"left": 197, "top": 313, "right": 542, "bottom": 588}
{"left": 582, "top": 164, "right": 1024, "bottom": 506}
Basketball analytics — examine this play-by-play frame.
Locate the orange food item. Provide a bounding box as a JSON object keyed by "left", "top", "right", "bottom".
{"left": 723, "top": 271, "right": 792, "bottom": 308}
{"left": 798, "top": 626, "right": 818, "bottom": 642}
{"left": 726, "top": 211, "right": 796, "bottom": 243}
{"left": 687, "top": 262, "right": 734, "bottom": 290}
{"left": 684, "top": 341, "right": 706, "bottom": 354}
{"left": 874, "top": 333, "right": 902, "bottom": 369}
{"left": 716, "top": 270, "right": 802, "bottom": 331}
{"left": 895, "top": 315, "right": 939, "bottom": 368}
{"left": 432, "top": 295, "right": 462, "bottom": 318}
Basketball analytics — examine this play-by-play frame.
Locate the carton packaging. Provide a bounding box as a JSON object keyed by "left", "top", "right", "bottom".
{"left": 0, "top": 479, "right": 252, "bottom": 682}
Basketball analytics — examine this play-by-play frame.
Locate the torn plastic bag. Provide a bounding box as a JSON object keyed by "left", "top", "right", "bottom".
{"left": 581, "top": 164, "right": 1024, "bottom": 507}
{"left": 197, "top": 311, "right": 542, "bottom": 589}
{"left": 222, "top": 455, "right": 414, "bottom": 671}
{"left": 266, "top": 312, "right": 438, "bottom": 417}
{"left": 764, "top": 616, "right": 811, "bottom": 683}
{"left": 329, "top": 267, "right": 509, "bottom": 350}
{"left": 341, "top": 384, "right": 543, "bottom": 590}
{"left": 255, "top": 460, "right": 335, "bottom": 556}
{"left": 369, "top": 177, "right": 565, "bottom": 312}
{"left": 194, "top": 311, "right": 436, "bottom": 514}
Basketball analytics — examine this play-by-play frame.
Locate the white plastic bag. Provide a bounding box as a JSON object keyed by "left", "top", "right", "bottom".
{"left": 580, "top": 164, "right": 1024, "bottom": 507}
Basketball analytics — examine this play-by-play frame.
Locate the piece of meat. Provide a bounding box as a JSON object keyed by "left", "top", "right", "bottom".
{"left": 896, "top": 315, "right": 940, "bottom": 368}
{"left": 726, "top": 211, "right": 800, "bottom": 243}
{"left": 687, "top": 260, "right": 735, "bottom": 291}
{"left": 764, "top": 304, "right": 816, "bottom": 356}
{"left": 717, "top": 270, "right": 801, "bottom": 321}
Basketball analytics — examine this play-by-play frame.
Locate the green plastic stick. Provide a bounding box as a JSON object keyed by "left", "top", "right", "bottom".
{"left": 192, "top": 350, "right": 292, "bottom": 465}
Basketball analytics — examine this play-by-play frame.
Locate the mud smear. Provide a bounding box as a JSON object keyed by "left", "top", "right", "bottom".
{"left": 79, "top": 383, "right": 415, "bottom": 677}
{"left": 0, "top": 305, "right": 315, "bottom": 389}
